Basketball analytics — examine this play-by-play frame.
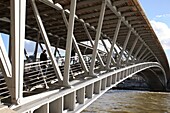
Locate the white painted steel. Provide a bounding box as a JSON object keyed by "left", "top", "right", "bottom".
{"left": 62, "top": 11, "right": 89, "bottom": 77}
{"left": 106, "top": 18, "right": 122, "bottom": 69}
{"left": 117, "top": 29, "right": 132, "bottom": 65}
{"left": 100, "top": 37, "right": 116, "bottom": 64}
{"left": 126, "top": 38, "right": 138, "bottom": 63}
{"left": 63, "top": 0, "right": 77, "bottom": 87}
{"left": 89, "top": 1, "right": 106, "bottom": 76}
{"left": 83, "top": 24, "right": 105, "bottom": 68}
{"left": 106, "top": 0, "right": 158, "bottom": 62}
{"left": 12, "top": 62, "right": 166, "bottom": 113}
{"left": 133, "top": 44, "right": 143, "bottom": 61}
{"left": 0, "top": 0, "right": 167, "bottom": 112}
{"left": 10, "top": 0, "right": 26, "bottom": 103}
{"left": 30, "top": 0, "right": 63, "bottom": 83}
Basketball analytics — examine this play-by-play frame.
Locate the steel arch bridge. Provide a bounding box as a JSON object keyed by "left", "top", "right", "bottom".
{"left": 0, "top": 0, "right": 169, "bottom": 113}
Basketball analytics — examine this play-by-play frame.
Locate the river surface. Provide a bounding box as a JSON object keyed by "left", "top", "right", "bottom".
{"left": 82, "top": 90, "right": 170, "bottom": 113}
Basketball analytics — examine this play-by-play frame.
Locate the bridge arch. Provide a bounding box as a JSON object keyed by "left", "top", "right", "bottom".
{"left": 11, "top": 62, "right": 166, "bottom": 113}
{"left": 112, "top": 62, "right": 167, "bottom": 90}
{"left": 0, "top": 0, "right": 170, "bottom": 112}
{"left": 138, "top": 68, "right": 167, "bottom": 91}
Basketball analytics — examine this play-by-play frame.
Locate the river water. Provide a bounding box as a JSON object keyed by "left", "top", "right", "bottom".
{"left": 82, "top": 90, "right": 170, "bottom": 113}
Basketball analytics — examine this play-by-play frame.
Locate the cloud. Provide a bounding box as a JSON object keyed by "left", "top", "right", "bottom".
{"left": 156, "top": 14, "right": 170, "bottom": 18}
{"left": 150, "top": 20, "right": 170, "bottom": 50}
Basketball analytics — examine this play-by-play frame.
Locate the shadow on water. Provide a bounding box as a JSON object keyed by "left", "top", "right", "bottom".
{"left": 82, "top": 90, "right": 170, "bottom": 113}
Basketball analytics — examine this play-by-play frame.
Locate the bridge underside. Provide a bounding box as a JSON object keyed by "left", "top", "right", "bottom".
{"left": 0, "top": 0, "right": 169, "bottom": 113}
{"left": 139, "top": 68, "right": 166, "bottom": 91}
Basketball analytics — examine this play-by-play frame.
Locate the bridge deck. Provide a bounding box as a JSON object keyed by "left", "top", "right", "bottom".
{"left": 0, "top": 0, "right": 169, "bottom": 112}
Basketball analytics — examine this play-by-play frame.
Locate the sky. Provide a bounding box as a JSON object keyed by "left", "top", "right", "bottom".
{"left": 1, "top": 0, "right": 170, "bottom": 63}
{"left": 138, "top": 0, "right": 170, "bottom": 63}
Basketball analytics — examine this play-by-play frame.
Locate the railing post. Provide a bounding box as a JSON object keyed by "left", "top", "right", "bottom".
{"left": 117, "top": 29, "right": 131, "bottom": 65}
{"left": 30, "top": 0, "right": 63, "bottom": 84}
{"left": 10, "top": 0, "right": 26, "bottom": 104}
{"left": 126, "top": 37, "right": 138, "bottom": 63}
{"left": 105, "top": 18, "right": 122, "bottom": 69}
{"left": 89, "top": 0, "right": 107, "bottom": 76}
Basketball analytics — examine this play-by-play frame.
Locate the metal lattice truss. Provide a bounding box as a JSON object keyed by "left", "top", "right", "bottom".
{"left": 0, "top": 0, "right": 169, "bottom": 109}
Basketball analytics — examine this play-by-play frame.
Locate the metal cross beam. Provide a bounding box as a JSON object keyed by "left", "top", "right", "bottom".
{"left": 89, "top": 0, "right": 107, "bottom": 76}
{"left": 105, "top": 18, "right": 122, "bottom": 69}
{"left": 31, "top": 0, "right": 63, "bottom": 84}
{"left": 117, "top": 29, "right": 132, "bottom": 65}
{"left": 10, "top": 0, "right": 26, "bottom": 103}
{"left": 83, "top": 23, "right": 105, "bottom": 68}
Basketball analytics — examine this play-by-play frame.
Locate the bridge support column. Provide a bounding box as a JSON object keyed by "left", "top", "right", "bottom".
{"left": 9, "top": 0, "right": 26, "bottom": 103}
{"left": 62, "top": 10, "right": 89, "bottom": 82}
{"left": 61, "top": 0, "right": 78, "bottom": 87}
{"left": 117, "top": 29, "right": 132, "bottom": 65}
{"left": 31, "top": 0, "right": 63, "bottom": 84}
{"left": 83, "top": 24, "right": 105, "bottom": 69}
{"left": 105, "top": 18, "right": 122, "bottom": 70}
{"left": 89, "top": 0, "right": 106, "bottom": 76}
{"left": 126, "top": 37, "right": 138, "bottom": 63}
